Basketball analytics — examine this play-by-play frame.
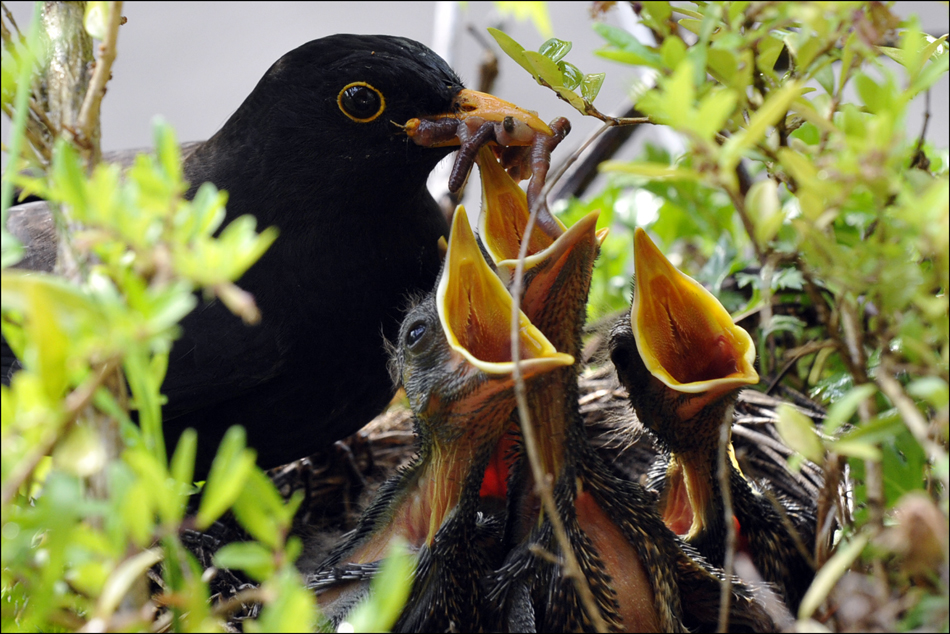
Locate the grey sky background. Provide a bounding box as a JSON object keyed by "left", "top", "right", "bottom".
{"left": 2, "top": 2, "right": 947, "bottom": 205}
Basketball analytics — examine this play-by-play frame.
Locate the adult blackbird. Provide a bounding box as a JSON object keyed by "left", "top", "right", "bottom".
{"left": 608, "top": 228, "right": 815, "bottom": 612}
{"left": 307, "top": 208, "right": 572, "bottom": 630}
{"left": 2, "top": 34, "right": 552, "bottom": 475}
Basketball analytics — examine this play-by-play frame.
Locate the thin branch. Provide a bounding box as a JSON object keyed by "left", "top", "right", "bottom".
{"left": 715, "top": 421, "right": 736, "bottom": 633}
{"left": 509, "top": 129, "right": 609, "bottom": 632}
{"left": 766, "top": 340, "right": 838, "bottom": 395}
{"left": 77, "top": 1, "right": 124, "bottom": 165}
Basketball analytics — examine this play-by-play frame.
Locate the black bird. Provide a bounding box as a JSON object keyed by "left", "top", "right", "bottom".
{"left": 2, "top": 34, "right": 552, "bottom": 475}
{"left": 608, "top": 228, "right": 816, "bottom": 612}
{"left": 307, "top": 207, "right": 572, "bottom": 630}
{"left": 473, "top": 156, "right": 774, "bottom": 632}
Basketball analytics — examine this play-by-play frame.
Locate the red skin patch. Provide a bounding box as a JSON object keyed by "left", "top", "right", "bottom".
{"left": 575, "top": 491, "right": 661, "bottom": 632}
{"left": 479, "top": 433, "right": 516, "bottom": 499}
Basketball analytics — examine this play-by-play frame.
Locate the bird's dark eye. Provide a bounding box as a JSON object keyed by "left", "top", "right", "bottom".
{"left": 405, "top": 320, "right": 428, "bottom": 351}
{"left": 338, "top": 82, "right": 385, "bottom": 122}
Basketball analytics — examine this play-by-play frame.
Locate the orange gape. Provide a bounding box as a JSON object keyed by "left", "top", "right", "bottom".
{"left": 662, "top": 471, "right": 695, "bottom": 536}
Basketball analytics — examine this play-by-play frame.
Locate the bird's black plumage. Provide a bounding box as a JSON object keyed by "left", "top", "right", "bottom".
{"left": 4, "top": 35, "right": 470, "bottom": 474}
{"left": 162, "top": 35, "right": 463, "bottom": 473}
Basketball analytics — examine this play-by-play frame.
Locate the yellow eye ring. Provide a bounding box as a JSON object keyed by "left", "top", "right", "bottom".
{"left": 337, "top": 82, "right": 386, "bottom": 123}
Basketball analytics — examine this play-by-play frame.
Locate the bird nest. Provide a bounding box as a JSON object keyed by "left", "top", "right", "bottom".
{"left": 177, "top": 358, "right": 841, "bottom": 631}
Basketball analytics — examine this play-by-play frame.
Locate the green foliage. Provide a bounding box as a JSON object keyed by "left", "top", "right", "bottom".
{"left": 494, "top": 3, "right": 948, "bottom": 629}
{"left": 1, "top": 8, "right": 311, "bottom": 630}
{"left": 488, "top": 28, "right": 607, "bottom": 115}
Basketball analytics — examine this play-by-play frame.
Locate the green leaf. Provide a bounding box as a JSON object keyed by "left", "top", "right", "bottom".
{"left": 746, "top": 179, "right": 784, "bottom": 247}
{"left": 756, "top": 34, "right": 784, "bottom": 75}
{"left": 798, "top": 533, "right": 869, "bottom": 620}
{"left": 98, "top": 549, "right": 163, "bottom": 619}
{"left": 814, "top": 63, "right": 835, "bottom": 96}
{"left": 593, "top": 23, "right": 663, "bottom": 68}
{"left": 600, "top": 161, "right": 703, "bottom": 181}
{"left": 558, "top": 61, "right": 583, "bottom": 91}
{"left": 213, "top": 542, "right": 275, "bottom": 582}
{"left": 553, "top": 86, "right": 587, "bottom": 111}
{"left": 539, "top": 37, "right": 572, "bottom": 63}
{"left": 694, "top": 89, "right": 737, "bottom": 140}
{"left": 170, "top": 428, "right": 197, "bottom": 489}
{"left": 345, "top": 539, "right": 415, "bottom": 633}
{"left": 246, "top": 567, "right": 317, "bottom": 633}
{"left": 232, "top": 467, "right": 290, "bottom": 549}
{"left": 906, "top": 377, "right": 949, "bottom": 409}
{"left": 83, "top": 2, "right": 109, "bottom": 40}
{"left": 522, "top": 50, "right": 564, "bottom": 86}
{"left": 826, "top": 439, "right": 881, "bottom": 461}
{"left": 721, "top": 81, "right": 801, "bottom": 172}
{"left": 660, "top": 35, "right": 687, "bottom": 69}
{"left": 196, "top": 426, "right": 256, "bottom": 529}
{"left": 487, "top": 28, "right": 537, "bottom": 78}
{"left": 776, "top": 403, "right": 824, "bottom": 463}
{"left": 581, "top": 72, "right": 605, "bottom": 103}
{"left": 823, "top": 383, "right": 877, "bottom": 434}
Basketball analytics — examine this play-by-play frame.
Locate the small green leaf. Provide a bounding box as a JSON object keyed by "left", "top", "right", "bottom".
{"left": 213, "top": 542, "right": 275, "bottom": 582}
{"left": 594, "top": 23, "right": 663, "bottom": 68}
{"left": 487, "top": 28, "right": 537, "bottom": 78}
{"left": 756, "top": 35, "right": 784, "bottom": 75}
{"left": 246, "top": 567, "right": 317, "bottom": 633}
{"left": 906, "top": 377, "right": 949, "bottom": 409}
{"left": 814, "top": 63, "right": 835, "bottom": 96}
{"left": 232, "top": 467, "right": 289, "bottom": 549}
{"left": 721, "top": 81, "right": 801, "bottom": 172}
{"left": 581, "top": 73, "right": 605, "bottom": 103}
{"left": 798, "top": 533, "right": 869, "bottom": 620}
{"left": 196, "top": 426, "right": 257, "bottom": 529}
{"left": 539, "top": 37, "right": 572, "bottom": 63}
{"left": 660, "top": 36, "right": 688, "bottom": 69}
{"left": 826, "top": 439, "right": 881, "bottom": 461}
{"left": 83, "top": 1, "right": 109, "bottom": 40}
{"left": 523, "top": 50, "right": 564, "bottom": 87}
{"left": 554, "top": 86, "right": 587, "bottom": 111}
{"left": 776, "top": 404, "right": 824, "bottom": 463}
{"left": 345, "top": 539, "right": 415, "bottom": 633}
{"left": 746, "top": 179, "right": 784, "bottom": 247}
{"left": 97, "top": 549, "right": 163, "bottom": 619}
{"left": 558, "top": 61, "right": 583, "bottom": 91}
{"left": 694, "top": 89, "right": 737, "bottom": 140}
{"left": 823, "top": 383, "right": 877, "bottom": 434}
{"left": 600, "top": 161, "right": 703, "bottom": 182}
{"left": 170, "top": 428, "right": 197, "bottom": 488}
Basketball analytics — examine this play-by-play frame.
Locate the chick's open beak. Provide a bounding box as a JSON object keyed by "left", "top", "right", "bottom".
{"left": 437, "top": 207, "right": 574, "bottom": 376}
{"left": 406, "top": 89, "right": 553, "bottom": 147}
{"left": 631, "top": 228, "right": 758, "bottom": 395}
{"left": 476, "top": 146, "right": 566, "bottom": 261}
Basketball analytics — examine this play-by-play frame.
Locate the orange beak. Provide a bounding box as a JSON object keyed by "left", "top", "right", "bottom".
{"left": 631, "top": 228, "right": 758, "bottom": 396}
{"left": 437, "top": 206, "right": 574, "bottom": 376}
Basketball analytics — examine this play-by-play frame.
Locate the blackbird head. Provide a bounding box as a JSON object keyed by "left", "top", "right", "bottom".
{"left": 608, "top": 228, "right": 758, "bottom": 454}
{"left": 394, "top": 207, "right": 573, "bottom": 449}
{"left": 191, "top": 34, "right": 548, "bottom": 223}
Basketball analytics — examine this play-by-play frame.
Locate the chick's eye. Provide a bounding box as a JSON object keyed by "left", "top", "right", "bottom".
{"left": 338, "top": 83, "right": 385, "bottom": 122}
{"left": 405, "top": 320, "right": 428, "bottom": 350}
